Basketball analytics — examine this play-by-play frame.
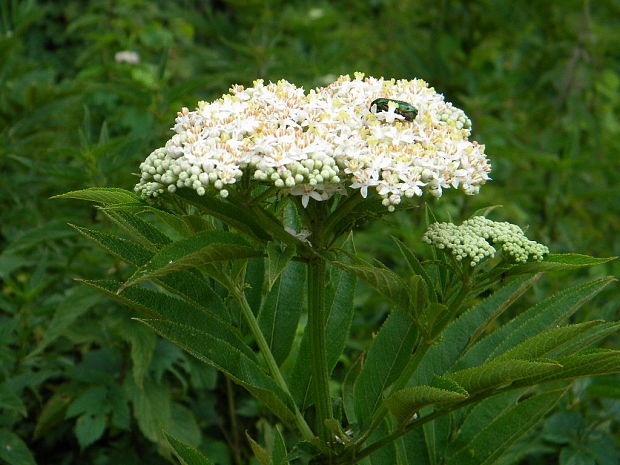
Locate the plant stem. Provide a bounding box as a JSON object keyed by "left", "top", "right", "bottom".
{"left": 225, "top": 375, "right": 243, "bottom": 465}
{"left": 233, "top": 289, "right": 315, "bottom": 443}
{"left": 307, "top": 257, "right": 334, "bottom": 443}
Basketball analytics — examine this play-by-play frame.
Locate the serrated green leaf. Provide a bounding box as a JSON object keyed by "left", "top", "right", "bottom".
{"left": 174, "top": 189, "right": 271, "bottom": 243}
{"left": 343, "top": 355, "right": 363, "bottom": 425}
{"left": 385, "top": 383, "right": 468, "bottom": 425}
{"left": 514, "top": 350, "right": 620, "bottom": 386}
{"left": 554, "top": 322, "right": 620, "bottom": 357}
{"left": 165, "top": 433, "right": 214, "bottom": 465}
{"left": 457, "top": 277, "right": 614, "bottom": 369}
{"left": 494, "top": 321, "right": 603, "bottom": 362}
{"left": 259, "top": 261, "right": 305, "bottom": 364}
{"left": 74, "top": 412, "right": 106, "bottom": 449}
{"left": 446, "top": 389, "right": 566, "bottom": 465}
{"left": 392, "top": 237, "right": 437, "bottom": 303}
{"left": 71, "top": 225, "right": 153, "bottom": 266}
{"left": 0, "top": 430, "right": 37, "bottom": 465}
{"left": 81, "top": 280, "right": 254, "bottom": 361}
{"left": 103, "top": 209, "right": 172, "bottom": 248}
{"left": 410, "top": 276, "right": 538, "bottom": 387}
{"left": 53, "top": 187, "right": 141, "bottom": 204}
{"left": 330, "top": 258, "right": 410, "bottom": 312}
{"left": 124, "top": 230, "right": 261, "bottom": 288}
{"left": 448, "top": 360, "right": 561, "bottom": 394}
{"left": 354, "top": 309, "right": 418, "bottom": 429}
{"left": 140, "top": 319, "right": 297, "bottom": 428}
{"left": 266, "top": 242, "right": 297, "bottom": 292}
{"left": 504, "top": 253, "right": 616, "bottom": 275}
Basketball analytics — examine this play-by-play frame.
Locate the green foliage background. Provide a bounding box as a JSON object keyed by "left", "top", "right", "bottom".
{"left": 0, "top": 0, "right": 618, "bottom": 464}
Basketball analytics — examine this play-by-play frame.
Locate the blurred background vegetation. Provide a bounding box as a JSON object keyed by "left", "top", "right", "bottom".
{"left": 0, "top": 0, "right": 618, "bottom": 464}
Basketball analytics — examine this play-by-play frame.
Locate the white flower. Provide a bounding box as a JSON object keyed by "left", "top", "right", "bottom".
{"left": 135, "top": 74, "right": 491, "bottom": 209}
{"left": 115, "top": 50, "right": 140, "bottom": 64}
{"left": 422, "top": 216, "right": 549, "bottom": 266}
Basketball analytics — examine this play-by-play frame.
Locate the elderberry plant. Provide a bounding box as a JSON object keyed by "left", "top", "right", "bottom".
{"left": 57, "top": 74, "right": 618, "bottom": 465}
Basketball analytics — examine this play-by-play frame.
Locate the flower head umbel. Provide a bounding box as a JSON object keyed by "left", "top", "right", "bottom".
{"left": 422, "top": 216, "right": 549, "bottom": 266}
{"left": 135, "top": 73, "right": 491, "bottom": 210}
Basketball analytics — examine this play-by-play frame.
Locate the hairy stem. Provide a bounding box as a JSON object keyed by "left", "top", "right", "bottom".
{"left": 308, "top": 257, "right": 334, "bottom": 443}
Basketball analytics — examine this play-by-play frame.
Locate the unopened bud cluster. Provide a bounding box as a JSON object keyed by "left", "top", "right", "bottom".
{"left": 422, "top": 216, "right": 549, "bottom": 266}
{"left": 135, "top": 73, "right": 491, "bottom": 209}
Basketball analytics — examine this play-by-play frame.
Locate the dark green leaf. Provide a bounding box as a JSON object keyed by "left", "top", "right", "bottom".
{"left": 410, "top": 276, "right": 538, "bottom": 386}
{"left": 124, "top": 230, "right": 261, "bottom": 288}
{"left": 75, "top": 412, "right": 106, "bottom": 449}
{"left": 457, "top": 277, "right": 614, "bottom": 369}
{"left": 0, "top": 430, "right": 37, "bottom": 465}
{"left": 140, "top": 319, "right": 297, "bottom": 428}
{"left": 266, "top": 242, "right": 297, "bottom": 292}
{"left": 504, "top": 254, "right": 616, "bottom": 275}
{"left": 71, "top": 225, "right": 153, "bottom": 267}
{"left": 259, "top": 261, "right": 305, "bottom": 364}
{"left": 354, "top": 309, "right": 418, "bottom": 429}
{"left": 165, "top": 433, "right": 215, "bottom": 465}
{"left": 446, "top": 389, "right": 566, "bottom": 465}
{"left": 81, "top": 280, "right": 254, "bottom": 360}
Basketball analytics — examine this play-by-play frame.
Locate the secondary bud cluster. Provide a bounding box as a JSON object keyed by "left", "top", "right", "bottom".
{"left": 135, "top": 73, "right": 491, "bottom": 209}
{"left": 422, "top": 216, "right": 549, "bottom": 266}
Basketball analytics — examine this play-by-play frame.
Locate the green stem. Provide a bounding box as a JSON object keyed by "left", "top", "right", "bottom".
{"left": 225, "top": 376, "right": 243, "bottom": 465}
{"left": 233, "top": 288, "right": 315, "bottom": 442}
{"left": 308, "top": 257, "right": 334, "bottom": 443}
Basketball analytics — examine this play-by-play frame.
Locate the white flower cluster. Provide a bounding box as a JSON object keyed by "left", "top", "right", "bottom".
{"left": 135, "top": 73, "right": 491, "bottom": 210}
{"left": 422, "top": 216, "right": 549, "bottom": 266}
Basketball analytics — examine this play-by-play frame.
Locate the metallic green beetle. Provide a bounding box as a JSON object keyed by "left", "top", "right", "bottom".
{"left": 369, "top": 98, "right": 418, "bottom": 122}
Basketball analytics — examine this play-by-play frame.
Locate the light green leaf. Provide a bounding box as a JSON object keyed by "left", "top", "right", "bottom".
{"left": 385, "top": 382, "right": 468, "bottom": 425}
{"left": 53, "top": 187, "right": 141, "bottom": 204}
{"left": 272, "top": 425, "right": 288, "bottom": 465}
{"left": 140, "top": 319, "right": 297, "bottom": 428}
{"left": 354, "top": 309, "right": 418, "bottom": 429}
{"left": 124, "top": 230, "right": 261, "bottom": 288}
{"left": 0, "top": 430, "right": 37, "bottom": 465}
{"left": 457, "top": 277, "right": 614, "bottom": 369}
{"left": 266, "top": 242, "right": 297, "bottom": 292}
{"left": 448, "top": 360, "right": 561, "bottom": 394}
{"left": 446, "top": 389, "right": 566, "bottom": 465}
{"left": 514, "top": 350, "right": 620, "bottom": 386}
{"left": 259, "top": 261, "right": 305, "bottom": 365}
{"left": 494, "top": 321, "right": 604, "bottom": 362}
{"left": 165, "top": 433, "right": 214, "bottom": 465}
{"left": 81, "top": 280, "right": 254, "bottom": 360}
{"left": 34, "top": 388, "right": 77, "bottom": 439}
{"left": 246, "top": 432, "right": 270, "bottom": 465}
